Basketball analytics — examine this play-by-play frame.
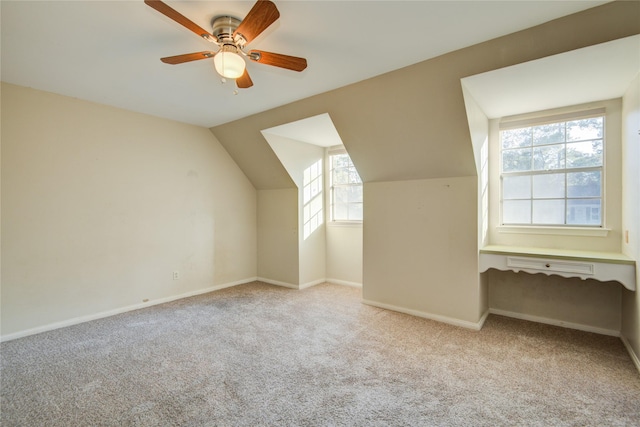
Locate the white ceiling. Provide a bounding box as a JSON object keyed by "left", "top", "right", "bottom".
{"left": 461, "top": 35, "right": 640, "bottom": 119}
{"left": 1, "top": 0, "right": 612, "bottom": 128}
{"left": 262, "top": 113, "right": 342, "bottom": 147}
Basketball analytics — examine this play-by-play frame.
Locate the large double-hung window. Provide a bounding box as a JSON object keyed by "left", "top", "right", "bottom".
{"left": 500, "top": 110, "right": 604, "bottom": 227}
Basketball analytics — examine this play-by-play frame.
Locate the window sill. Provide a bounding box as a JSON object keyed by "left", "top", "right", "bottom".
{"left": 497, "top": 225, "right": 610, "bottom": 237}
{"left": 328, "top": 221, "right": 363, "bottom": 227}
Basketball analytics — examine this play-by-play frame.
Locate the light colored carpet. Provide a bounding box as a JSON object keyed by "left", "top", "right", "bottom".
{"left": 1, "top": 282, "right": 639, "bottom": 426}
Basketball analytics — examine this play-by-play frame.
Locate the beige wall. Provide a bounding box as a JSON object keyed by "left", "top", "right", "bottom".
{"left": 621, "top": 72, "right": 640, "bottom": 363}
{"left": 300, "top": 224, "right": 326, "bottom": 287}
{"left": 257, "top": 188, "right": 299, "bottom": 286}
{"left": 263, "top": 134, "right": 327, "bottom": 287}
{"left": 1, "top": 83, "right": 257, "bottom": 338}
{"left": 326, "top": 224, "right": 362, "bottom": 286}
{"left": 461, "top": 86, "right": 490, "bottom": 249}
{"left": 462, "top": 87, "right": 490, "bottom": 318}
{"left": 363, "top": 177, "right": 482, "bottom": 326}
{"left": 488, "top": 270, "right": 622, "bottom": 335}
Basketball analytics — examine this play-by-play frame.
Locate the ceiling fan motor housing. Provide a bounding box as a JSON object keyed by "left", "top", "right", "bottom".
{"left": 211, "top": 16, "right": 245, "bottom": 46}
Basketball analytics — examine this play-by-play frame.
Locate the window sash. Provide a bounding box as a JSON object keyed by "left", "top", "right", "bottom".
{"left": 329, "top": 152, "right": 362, "bottom": 222}
{"left": 499, "top": 114, "right": 604, "bottom": 227}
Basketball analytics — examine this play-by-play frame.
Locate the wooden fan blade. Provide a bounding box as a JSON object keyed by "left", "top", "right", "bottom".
{"left": 236, "top": 69, "right": 254, "bottom": 89}
{"left": 248, "top": 50, "right": 307, "bottom": 72}
{"left": 160, "top": 51, "right": 216, "bottom": 65}
{"left": 233, "top": 0, "right": 280, "bottom": 44}
{"left": 145, "top": 0, "right": 215, "bottom": 41}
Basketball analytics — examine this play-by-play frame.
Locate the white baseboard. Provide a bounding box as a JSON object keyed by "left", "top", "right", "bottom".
{"left": 362, "top": 299, "right": 485, "bottom": 331}
{"left": 257, "top": 277, "right": 362, "bottom": 290}
{"left": 489, "top": 308, "right": 621, "bottom": 337}
{"left": 326, "top": 278, "right": 362, "bottom": 288}
{"left": 256, "top": 277, "right": 299, "bottom": 289}
{"left": 477, "top": 309, "right": 490, "bottom": 330}
{"left": 621, "top": 336, "right": 640, "bottom": 375}
{"left": 299, "top": 279, "right": 325, "bottom": 290}
{"left": 0, "top": 277, "right": 257, "bottom": 342}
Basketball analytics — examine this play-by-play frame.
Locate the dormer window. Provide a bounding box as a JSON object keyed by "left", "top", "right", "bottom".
{"left": 500, "top": 110, "right": 604, "bottom": 227}
{"left": 329, "top": 148, "right": 363, "bottom": 222}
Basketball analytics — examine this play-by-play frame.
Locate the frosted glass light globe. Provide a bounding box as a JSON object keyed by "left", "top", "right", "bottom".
{"left": 214, "top": 51, "right": 246, "bottom": 79}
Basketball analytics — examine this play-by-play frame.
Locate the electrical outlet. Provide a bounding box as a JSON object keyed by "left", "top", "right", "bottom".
{"left": 173, "top": 271, "right": 179, "bottom": 280}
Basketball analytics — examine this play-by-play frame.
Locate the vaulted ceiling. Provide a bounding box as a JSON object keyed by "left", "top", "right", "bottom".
{"left": 1, "top": 0, "right": 611, "bottom": 128}
{"left": 3, "top": 1, "right": 638, "bottom": 190}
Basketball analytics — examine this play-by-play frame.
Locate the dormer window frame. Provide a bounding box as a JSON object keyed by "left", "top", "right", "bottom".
{"left": 327, "top": 146, "right": 363, "bottom": 225}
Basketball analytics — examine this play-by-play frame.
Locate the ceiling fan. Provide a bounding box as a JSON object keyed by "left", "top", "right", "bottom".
{"left": 144, "top": 0, "right": 308, "bottom": 89}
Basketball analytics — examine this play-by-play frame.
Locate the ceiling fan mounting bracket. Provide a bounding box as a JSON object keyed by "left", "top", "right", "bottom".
{"left": 211, "top": 16, "right": 246, "bottom": 47}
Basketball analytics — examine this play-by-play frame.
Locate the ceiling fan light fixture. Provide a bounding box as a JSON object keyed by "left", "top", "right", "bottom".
{"left": 214, "top": 47, "right": 246, "bottom": 79}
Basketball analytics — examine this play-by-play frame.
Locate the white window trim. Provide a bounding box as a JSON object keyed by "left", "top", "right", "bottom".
{"left": 498, "top": 108, "right": 606, "bottom": 230}
{"left": 497, "top": 225, "right": 610, "bottom": 237}
{"left": 327, "top": 220, "right": 363, "bottom": 228}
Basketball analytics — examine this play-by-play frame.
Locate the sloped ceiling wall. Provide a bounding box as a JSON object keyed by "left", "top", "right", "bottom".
{"left": 211, "top": 1, "right": 640, "bottom": 190}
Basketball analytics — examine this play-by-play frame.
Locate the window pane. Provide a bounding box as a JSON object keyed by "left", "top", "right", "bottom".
{"left": 502, "top": 148, "right": 532, "bottom": 172}
{"left": 566, "top": 117, "right": 603, "bottom": 141}
{"left": 566, "top": 140, "right": 603, "bottom": 168}
{"left": 503, "top": 175, "right": 531, "bottom": 200}
{"left": 348, "top": 185, "right": 363, "bottom": 202}
{"left": 567, "top": 199, "right": 601, "bottom": 225}
{"left": 331, "top": 152, "right": 363, "bottom": 222}
{"left": 349, "top": 168, "right": 361, "bottom": 184}
{"left": 533, "top": 200, "right": 565, "bottom": 224}
{"left": 503, "top": 200, "right": 531, "bottom": 224}
{"left": 348, "top": 203, "right": 363, "bottom": 221}
{"left": 533, "top": 173, "right": 565, "bottom": 199}
{"left": 567, "top": 171, "right": 601, "bottom": 197}
{"left": 333, "top": 167, "right": 349, "bottom": 185}
{"left": 533, "top": 144, "right": 564, "bottom": 170}
{"left": 334, "top": 203, "right": 348, "bottom": 221}
{"left": 533, "top": 123, "right": 565, "bottom": 146}
{"left": 334, "top": 187, "right": 349, "bottom": 203}
{"left": 332, "top": 154, "right": 349, "bottom": 168}
{"left": 502, "top": 128, "right": 531, "bottom": 149}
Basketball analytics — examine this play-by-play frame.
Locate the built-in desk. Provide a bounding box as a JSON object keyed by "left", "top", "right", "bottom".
{"left": 479, "top": 245, "right": 636, "bottom": 291}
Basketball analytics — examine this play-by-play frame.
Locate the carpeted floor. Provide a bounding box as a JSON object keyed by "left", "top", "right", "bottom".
{"left": 1, "top": 282, "right": 639, "bottom": 426}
